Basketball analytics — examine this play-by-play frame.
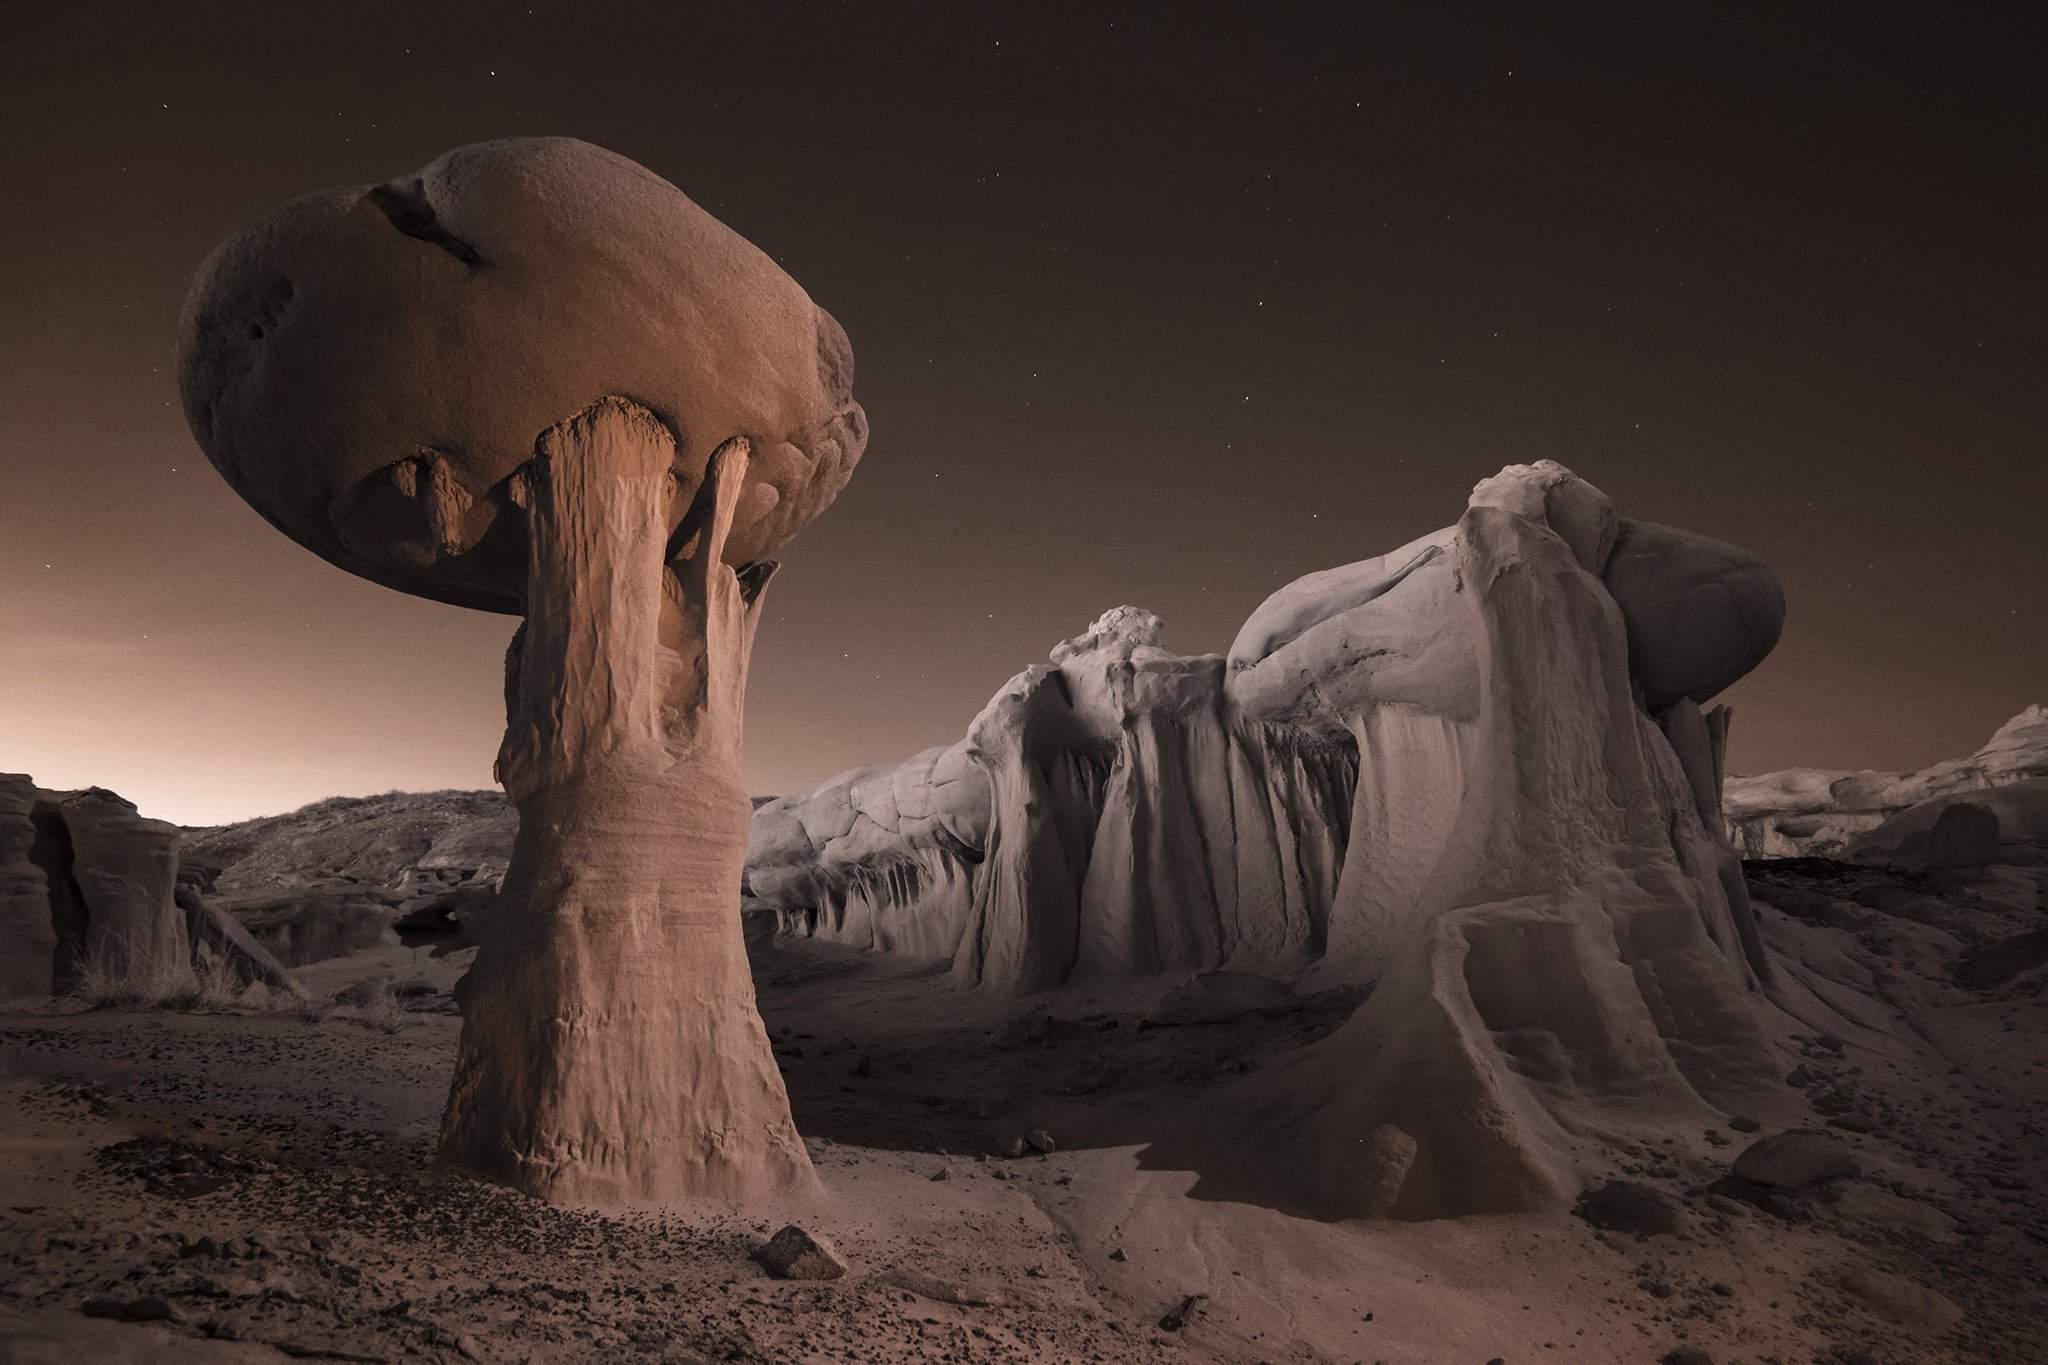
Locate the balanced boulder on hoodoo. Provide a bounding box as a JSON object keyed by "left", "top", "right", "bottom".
{"left": 1218, "top": 461, "right": 1784, "bottom": 1218}
{"left": 1227, "top": 461, "right": 1781, "bottom": 981}
{"left": 178, "top": 137, "right": 867, "bottom": 1206}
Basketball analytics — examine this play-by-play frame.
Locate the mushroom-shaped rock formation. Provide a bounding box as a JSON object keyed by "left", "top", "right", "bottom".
{"left": 1214, "top": 461, "right": 1783, "bottom": 1218}
{"left": 1228, "top": 460, "right": 1777, "bottom": 979}
{"left": 177, "top": 138, "right": 867, "bottom": 1205}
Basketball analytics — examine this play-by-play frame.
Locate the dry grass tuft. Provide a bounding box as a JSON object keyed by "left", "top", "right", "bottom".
{"left": 68, "top": 942, "right": 302, "bottom": 1016}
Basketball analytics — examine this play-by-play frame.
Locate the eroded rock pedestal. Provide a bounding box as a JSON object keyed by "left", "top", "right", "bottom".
{"left": 439, "top": 402, "right": 813, "bottom": 1206}
{"left": 177, "top": 137, "right": 868, "bottom": 1206}
{"left": 1224, "top": 462, "right": 1783, "bottom": 1217}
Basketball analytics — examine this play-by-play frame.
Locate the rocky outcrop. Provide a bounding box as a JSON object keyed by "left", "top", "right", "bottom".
{"left": 746, "top": 743, "right": 988, "bottom": 961}
{"left": 1227, "top": 462, "right": 1778, "bottom": 983}
{"left": 183, "top": 789, "right": 515, "bottom": 897}
{"left": 0, "top": 776, "right": 60, "bottom": 999}
{"left": 0, "top": 775, "right": 297, "bottom": 1000}
{"left": 951, "top": 608, "right": 1353, "bottom": 990}
{"left": 1206, "top": 462, "right": 1784, "bottom": 1219}
{"left": 757, "top": 461, "right": 1787, "bottom": 1221}
{"left": 1725, "top": 704, "right": 2048, "bottom": 860}
{"left": 1843, "top": 777, "right": 2048, "bottom": 868}
{"left": 55, "top": 788, "right": 191, "bottom": 992}
{"left": 747, "top": 607, "right": 1356, "bottom": 990}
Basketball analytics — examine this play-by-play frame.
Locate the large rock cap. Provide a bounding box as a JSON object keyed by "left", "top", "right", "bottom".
{"left": 1602, "top": 518, "right": 1785, "bottom": 708}
{"left": 177, "top": 136, "right": 866, "bottom": 613}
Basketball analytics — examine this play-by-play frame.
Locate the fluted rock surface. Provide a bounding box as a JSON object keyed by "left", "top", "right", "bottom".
{"left": 747, "top": 607, "right": 1355, "bottom": 989}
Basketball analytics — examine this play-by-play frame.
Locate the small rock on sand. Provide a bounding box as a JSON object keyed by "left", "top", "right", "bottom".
{"left": 1732, "top": 1131, "right": 1858, "bottom": 1188}
{"left": 750, "top": 1225, "right": 847, "bottom": 1280}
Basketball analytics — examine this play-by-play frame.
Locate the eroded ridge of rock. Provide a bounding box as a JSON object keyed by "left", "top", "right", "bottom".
{"left": 1724, "top": 704, "right": 2048, "bottom": 863}
{"left": 1216, "top": 460, "right": 1785, "bottom": 1219}
{"left": 0, "top": 775, "right": 296, "bottom": 1001}
{"left": 178, "top": 137, "right": 866, "bottom": 1206}
{"left": 747, "top": 743, "right": 991, "bottom": 962}
{"left": 748, "top": 606, "right": 1356, "bottom": 990}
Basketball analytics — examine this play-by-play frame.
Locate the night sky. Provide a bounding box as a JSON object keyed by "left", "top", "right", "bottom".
{"left": 2, "top": 2, "right": 2042, "bottom": 825}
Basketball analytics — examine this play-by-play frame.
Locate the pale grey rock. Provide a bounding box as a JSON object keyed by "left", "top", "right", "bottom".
{"left": 950, "top": 608, "right": 1352, "bottom": 991}
{"left": 1229, "top": 462, "right": 1779, "bottom": 979}
{"left": 1726, "top": 704, "right": 2048, "bottom": 859}
{"left": 1221, "top": 463, "right": 1783, "bottom": 1220}
{"left": 1225, "top": 528, "right": 1476, "bottom": 739}
{"left": 751, "top": 606, "right": 1354, "bottom": 990}
{"left": 746, "top": 743, "right": 989, "bottom": 959}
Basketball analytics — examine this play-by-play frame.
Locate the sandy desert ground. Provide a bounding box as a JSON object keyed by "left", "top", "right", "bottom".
{"left": 4, "top": 853, "right": 2045, "bottom": 1365}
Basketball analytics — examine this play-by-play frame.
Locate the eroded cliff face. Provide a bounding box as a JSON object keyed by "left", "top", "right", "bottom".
{"left": 745, "top": 742, "right": 988, "bottom": 961}
{"left": 745, "top": 607, "right": 1355, "bottom": 990}
{"left": 0, "top": 776, "right": 295, "bottom": 1001}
